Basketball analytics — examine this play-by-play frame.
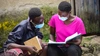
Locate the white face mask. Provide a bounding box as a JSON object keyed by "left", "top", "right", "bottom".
{"left": 58, "top": 15, "right": 68, "bottom": 21}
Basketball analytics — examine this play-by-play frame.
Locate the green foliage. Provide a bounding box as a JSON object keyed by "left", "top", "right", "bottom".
{"left": 0, "top": 20, "right": 18, "bottom": 46}
{"left": 0, "top": 6, "right": 57, "bottom": 47}
{"left": 0, "top": 10, "right": 28, "bottom": 47}
{"left": 40, "top": 6, "right": 57, "bottom": 42}
{"left": 41, "top": 6, "right": 57, "bottom": 24}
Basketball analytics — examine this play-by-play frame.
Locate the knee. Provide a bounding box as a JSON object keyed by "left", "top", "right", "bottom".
{"left": 5, "top": 48, "right": 23, "bottom": 56}
{"left": 44, "top": 46, "right": 47, "bottom": 50}
{"left": 40, "top": 46, "right": 47, "bottom": 56}
{"left": 67, "top": 45, "right": 79, "bottom": 52}
{"left": 43, "top": 46, "right": 47, "bottom": 52}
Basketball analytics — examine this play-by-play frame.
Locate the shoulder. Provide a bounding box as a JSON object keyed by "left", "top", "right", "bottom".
{"left": 19, "top": 20, "right": 28, "bottom": 26}
{"left": 12, "top": 20, "right": 28, "bottom": 31}
{"left": 17, "top": 20, "right": 29, "bottom": 28}
{"left": 49, "top": 14, "right": 59, "bottom": 22}
{"left": 51, "top": 14, "right": 58, "bottom": 18}
{"left": 75, "top": 16, "right": 84, "bottom": 23}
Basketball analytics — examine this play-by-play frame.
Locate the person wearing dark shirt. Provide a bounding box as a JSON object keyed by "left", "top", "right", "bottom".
{"left": 2, "top": 8, "right": 47, "bottom": 56}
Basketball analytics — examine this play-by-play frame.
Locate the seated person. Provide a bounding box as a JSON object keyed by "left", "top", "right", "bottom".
{"left": 47, "top": 1, "right": 86, "bottom": 56}
{"left": 1, "top": 8, "right": 47, "bottom": 56}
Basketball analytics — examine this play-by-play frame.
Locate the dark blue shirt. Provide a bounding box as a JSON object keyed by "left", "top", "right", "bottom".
{"left": 3, "top": 19, "right": 43, "bottom": 48}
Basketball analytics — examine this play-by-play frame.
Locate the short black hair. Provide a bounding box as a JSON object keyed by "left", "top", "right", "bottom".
{"left": 58, "top": 1, "right": 71, "bottom": 12}
{"left": 29, "top": 8, "right": 42, "bottom": 19}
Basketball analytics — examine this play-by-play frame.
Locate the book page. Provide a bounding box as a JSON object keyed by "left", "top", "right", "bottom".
{"left": 48, "top": 40, "right": 65, "bottom": 44}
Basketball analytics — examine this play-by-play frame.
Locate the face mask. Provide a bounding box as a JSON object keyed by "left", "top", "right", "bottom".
{"left": 58, "top": 15, "right": 68, "bottom": 21}
{"left": 35, "top": 22, "right": 44, "bottom": 29}
{"left": 31, "top": 20, "right": 44, "bottom": 29}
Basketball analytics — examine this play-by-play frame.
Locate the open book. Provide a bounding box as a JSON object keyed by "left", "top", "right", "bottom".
{"left": 24, "top": 36, "right": 42, "bottom": 52}
{"left": 48, "top": 32, "right": 81, "bottom": 44}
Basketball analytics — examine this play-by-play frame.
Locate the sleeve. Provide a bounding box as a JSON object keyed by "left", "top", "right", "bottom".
{"left": 48, "top": 16, "right": 55, "bottom": 28}
{"left": 3, "top": 25, "right": 25, "bottom": 48}
{"left": 35, "top": 29, "right": 43, "bottom": 39}
{"left": 77, "top": 19, "right": 86, "bottom": 35}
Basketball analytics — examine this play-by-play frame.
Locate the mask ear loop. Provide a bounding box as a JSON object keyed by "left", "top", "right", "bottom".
{"left": 27, "top": 17, "right": 30, "bottom": 21}
{"left": 30, "top": 20, "right": 36, "bottom": 26}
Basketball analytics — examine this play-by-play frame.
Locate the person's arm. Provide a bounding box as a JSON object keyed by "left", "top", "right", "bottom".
{"left": 4, "top": 24, "right": 37, "bottom": 54}
{"left": 49, "top": 26, "right": 55, "bottom": 41}
{"left": 71, "top": 18, "right": 86, "bottom": 45}
{"left": 7, "top": 43, "right": 37, "bottom": 53}
{"left": 48, "top": 15, "right": 56, "bottom": 41}
{"left": 67, "top": 17, "right": 86, "bottom": 45}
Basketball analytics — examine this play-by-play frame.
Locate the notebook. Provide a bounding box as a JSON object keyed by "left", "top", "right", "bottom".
{"left": 24, "top": 36, "right": 42, "bottom": 53}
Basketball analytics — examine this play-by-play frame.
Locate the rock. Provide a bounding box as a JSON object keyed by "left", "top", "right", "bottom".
{"left": 83, "top": 53, "right": 94, "bottom": 56}
{"left": 90, "top": 36, "right": 100, "bottom": 45}
{"left": 93, "top": 51, "right": 100, "bottom": 56}
{"left": 82, "top": 36, "right": 100, "bottom": 56}
{"left": 97, "top": 53, "right": 100, "bottom": 56}
{"left": 81, "top": 47, "right": 90, "bottom": 54}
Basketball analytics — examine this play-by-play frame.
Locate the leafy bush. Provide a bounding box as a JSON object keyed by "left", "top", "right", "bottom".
{"left": 0, "top": 20, "right": 18, "bottom": 47}
{"left": 40, "top": 6, "right": 57, "bottom": 41}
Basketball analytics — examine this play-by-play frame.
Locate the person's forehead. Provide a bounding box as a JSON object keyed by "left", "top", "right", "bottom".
{"left": 36, "top": 14, "right": 43, "bottom": 18}
{"left": 58, "top": 10, "right": 68, "bottom": 15}
{"left": 61, "top": 12, "right": 67, "bottom": 15}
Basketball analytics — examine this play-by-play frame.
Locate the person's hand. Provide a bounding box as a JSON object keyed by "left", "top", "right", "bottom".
{"left": 41, "top": 42, "right": 48, "bottom": 49}
{"left": 72, "top": 39, "right": 82, "bottom": 45}
{"left": 66, "top": 38, "right": 81, "bottom": 45}
{"left": 25, "top": 46, "right": 37, "bottom": 54}
{"left": 37, "top": 49, "right": 43, "bottom": 55}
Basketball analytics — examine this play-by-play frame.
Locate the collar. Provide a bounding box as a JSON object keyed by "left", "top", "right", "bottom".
{"left": 27, "top": 19, "right": 33, "bottom": 30}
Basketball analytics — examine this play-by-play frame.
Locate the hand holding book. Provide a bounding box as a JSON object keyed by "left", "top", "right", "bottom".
{"left": 24, "top": 36, "right": 42, "bottom": 54}
{"left": 25, "top": 46, "right": 37, "bottom": 54}
{"left": 48, "top": 32, "right": 81, "bottom": 45}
